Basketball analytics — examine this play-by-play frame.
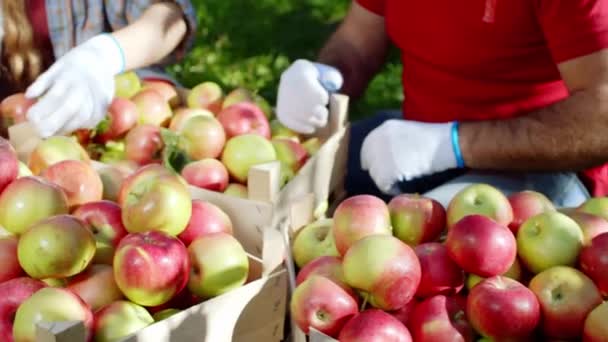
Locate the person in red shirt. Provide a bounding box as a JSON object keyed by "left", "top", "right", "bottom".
{"left": 275, "top": 0, "right": 608, "bottom": 207}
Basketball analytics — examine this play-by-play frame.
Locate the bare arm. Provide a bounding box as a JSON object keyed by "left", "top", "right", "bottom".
{"left": 459, "top": 49, "right": 608, "bottom": 171}
{"left": 318, "top": 2, "right": 390, "bottom": 99}
{"left": 111, "top": 2, "right": 188, "bottom": 71}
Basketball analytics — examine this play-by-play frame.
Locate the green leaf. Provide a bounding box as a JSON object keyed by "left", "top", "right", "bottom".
{"left": 160, "top": 128, "right": 190, "bottom": 174}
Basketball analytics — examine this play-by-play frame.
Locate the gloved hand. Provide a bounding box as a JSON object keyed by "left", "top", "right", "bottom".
{"left": 360, "top": 119, "right": 466, "bottom": 193}
{"left": 25, "top": 34, "right": 125, "bottom": 138}
{"left": 276, "top": 59, "right": 344, "bottom": 134}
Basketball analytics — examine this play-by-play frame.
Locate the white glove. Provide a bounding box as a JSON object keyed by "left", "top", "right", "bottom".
{"left": 25, "top": 34, "right": 125, "bottom": 138}
{"left": 276, "top": 59, "right": 344, "bottom": 134}
{"left": 361, "top": 119, "right": 465, "bottom": 193}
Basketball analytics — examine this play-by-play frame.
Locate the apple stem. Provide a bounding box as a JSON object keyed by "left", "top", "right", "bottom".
{"left": 360, "top": 294, "right": 369, "bottom": 312}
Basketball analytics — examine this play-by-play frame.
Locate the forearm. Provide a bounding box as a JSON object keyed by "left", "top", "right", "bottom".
{"left": 111, "top": 2, "right": 188, "bottom": 71}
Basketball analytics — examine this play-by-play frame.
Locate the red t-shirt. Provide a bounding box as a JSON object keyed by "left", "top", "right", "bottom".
{"left": 357, "top": 0, "right": 608, "bottom": 122}
{"left": 27, "top": 0, "right": 54, "bottom": 66}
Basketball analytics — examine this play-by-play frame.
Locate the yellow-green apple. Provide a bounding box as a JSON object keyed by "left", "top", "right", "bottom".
{"left": 217, "top": 102, "right": 271, "bottom": 139}
{"left": 446, "top": 214, "right": 516, "bottom": 277}
{"left": 41, "top": 278, "right": 68, "bottom": 287}
{"left": 0, "top": 237, "right": 23, "bottom": 283}
{"left": 294, "top": 256, "right": 357, "bottom": 299}
{"left": 94, "top": 98, "right": 138, "bottom": 144}
{"left": 17, "top": 161, "right": 32, "bottom": 178}
{"left": 339, "top": 309, "right": 412, "bottom": 342}
{"left": 113, "top": 231, "right": 189, "bottom": 307}
{"left": 467, "top": 276, "right": 540, "bottom": 340}
{"left": 41, "top": 160, "right": 103, "bottom": 208}
{"left": 187, "top": 233, "right": 249, "bottom": 298}
{"left": 409, "top": 295, "right": 473, "bottom": 342}
{"left": 153, "top": 308, "right": 181, "bottom": 321}
{"left": 270, "top": 119, "right": 299, "bottom": 140}
{"left": 97, "top": 166, "right": 129, "bottom": 202}
{"left": 466, "top": 257, "right": 523, "bottom": 290}
{"left": 73, "top": 201, "right": 127, "bottom": 264}
{"left": 579, "top": 232, "right": 608, "bottom": 296}
{"left": 0, "top": 278, "right": 46, "bottom": 342}
{"left": 132, "top": 88, "right": 172, "bottom": 127}
{"left": 517, "top": 211, "right": 583, "bottom": 274}
{"left": 302, "top": 137, "right": 321, "bottom": 156}
{"left": 0, "top": 93, "right": 34, "bottom": 132}
{"left": 222, "top": 87, "right": 254, "bottom": 109}
{"left": 93, "top": 300, "right": 155, "bottom": 342}
{"left": 567, "top": 212, "right": 608, "bottom": 245}
{"left": 119, "top": 164, "right": 192, "bottom": 236}
{"left": 272, "top": 138, "right": 309, "bottom": 173}
{"left": 28, "top": 136, "right": 90, "bottom": 175}
{"left": 529, "top": 266, "right": 602, "bottom": 339}
{"left": 169, "top": 108, "right": 213, "bottom": 132}
{"left": 177, "top": 115, "right": 226, "bottom": 160}
{"left": 343, "top": 235, "right": 421, "bottom": 311}
{"left": 220, "top": 134, "right": 278, "bottom": 183}
{"left": 67, "top": 264, "right": 123, "bottom": 311}
{"left": 507, "top": 190, "right": 555, "bottom": 234}
{"left": 0, "top": 137, "right": 19, "bottom": 194}
{"left": 142, "top": 80, "right": 180, "bottom": 108}
{"left": 290, "top": 275, "right": 359, "bottom": 337}
{"left": 583, "top": 301, "right": 608, "bottom": 342}
{"left": 181, "top": 159, "right": 229, "bottom": 192}
{"left": 224, "top": 183, "right": 248, "bottom": 198}
{"left": 446, "top": 183, "right": 513, "bottom": 228}
{"left": 333, "top": 195, "right": 392, "bottom": 256}
{"left": 187, "top": 81, "right": 224, "bottom": 114}
{"left": 0, "top": 176, "right": 69, "bottom": 235}
{"left": 177, "top": 200, "right": 233, "bottom": 246}
{"left": 414, "top": 242, "right": 464, "bottom": 298}
{"left": 578, "top": 197, "right": 608, "bottom": 221}
{"left": 13, "top": 287, "right": 94, "bottom": 342}
{"left": 18, "top": 215, "right": 96, "bottom": 279}
{"left": 390, "top": 299, "right": 418, "bottom": 327}
{"left": 292, "top": 218, "right": 339, "bottom": 268}
{"left": 114, "top": 71, "right": 141, "bottom": 99}
{"left": 388, "top": 194, "right": 446, "bottom": 246}
{"left": 124, "top": 124, "right": 164, "bottom": 165}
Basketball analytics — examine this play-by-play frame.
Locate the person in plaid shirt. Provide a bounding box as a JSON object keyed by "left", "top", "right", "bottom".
{"left": 0, "top": 0, "right": 196, "bottom": 138}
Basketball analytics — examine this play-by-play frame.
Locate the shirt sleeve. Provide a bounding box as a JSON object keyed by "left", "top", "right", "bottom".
{"left": 356, "top": 0, "right": 386, "bottom": 16}
{"left": 536, "top": 0, "right": 608, "bottom": 63}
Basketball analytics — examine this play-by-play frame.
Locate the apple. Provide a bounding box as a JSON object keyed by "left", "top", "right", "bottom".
{"left": 578, "top": 197, "right": 608, "bottom": 221}
{"left": 41, "top": 159, "right": 103, "bottom": 208}
{"left": 187, "top": 81, "right": 224, "bottom": 114}
{"left": 177, "top": 115, "right": 226, "bottom": 160}
{"left": 222, "top": 87, "right": 255, "bottom": 109}
{"left": 466, "top": 257, "right": 523, "bottom": 290}
{"left": 567, "top": 212, "right": 608, "bottom": 245}
{"left": 1, "top": 93, "right": 34, "bottom": 128}
{"left": 224, "top": 183, "right": 248, "bottom": 198}
{"left": 294, "top": 256, "right": 357, "bottom": 299}
{"left": 0, "top": 138, "right": 19, "bottom": 195}
{"left": 67, "top": 264, "right": 123, "bottom": 311}
{"left": 97, "top": 166, "right": 128, "bottom": 202}
{"left": 517, "top": 211, "right": 583, "bottom": 274}
{"left": 343, "top": 235, "right": 421, "bottom": 311}
{"left": 217, "top": 102, "right": 271, "bottom": 139}
{"left": 271, "top": 138, "right": 309, "bottom": 173}
{"left": 339, "top": 309, "right": 412, "bottom": 342}
{"left": 142, "top": 80, "right": 180, "bottom": 108}
{"left": 187, "top": 233, "right": 249, "bottom": 298}
{"left": 132, "top": 88, "right": 172, "bottom": 127}
{"left": 114, "top": 71, "right": 141, "bottom": 99}
{"left": 177, "top": 199, "right": 233, "bottom": 246}
{"left": 220, "top": 134, "right": 278, "bottom": 183}
{"left": 94, "top": 300, "right": 154, "bottom": 342}
{"left": 508, "top": 190, "right": 555, "bottom": 234}
{"left": 529, "top": 266, "right": 602, "bottom": 339}
{"left": 270, "top": 119, "right": 299, "bottom": 140}
{"left": 579, "top": 232, "right": 608, "bottom": 296}
{"left": 181, "top": 159, "right": 229, "bottom": 192}
{"left": 28, "top": 136, "right": 90, "bottom": 175}
{"left": 120, "top": 164, "right": 192, "bottom": 236}
{"left": 94, "top": 98, "right": 138, "bottom": 144}
{"left": 332, "top": 195, "right": 392, "bottom": 256}
{"left": 388, "top": 194, "right": 446, "bottom": 246}
{"left": 41, "top": 278, "right": 68, "bottom": 287}
{"left": 290, "top": 275, "right": 359, "bottom": 337}
{"left": 409, "top": 295, "right": 474, "bottom": 342}
{"left": 124, "top": 124, "right": 164, "bottom": 165}
{"left": 583, "top": 301, "right": 608, "bottom": 342}
{"left": 0, "top": 278, "right": 46, "bottom": 342}
{"left": 18, "top": 215, "right": 96, "bottom": 279}
{"left": 467, "top": 276, "right": 540, "bottom": 339}
{"left": 414, "top": 242, "right": 464, "bottom": 298}
{"left": 147, "top": 287, "right": 201, "bottom": 313}
{"left": 169, "top": 107, "right": 213, "bottom": 132}
{"left": 302, "top": 137, "right": 321, "bottom": 156}
{"left": 153, "top": 308, "right": 181, "bottom": 321}
{"left": 0, "top": 176, "right": 69, "bottom": 235}
{"left": 446, "top": 183, "right": 513, "bottom": 228}
{"left": 390, "top": 299, "right": 418, "bottom": 327}
{"left": 113, "top": 231, "right": 189, "bottom": 307}
{"left": 0, "top": 237, "right": 23, "bottom": 283}
{"left": 446, "top": 214, "right": 516, "bottom": 277}
{"left": 13, "top": 287, "right": 94, "bottom": 342}
{"left": 17, "top": 161, "right": 32, "bottom": 178}
{"left": 292, "top": 218, "right": 339, "bottom": 268}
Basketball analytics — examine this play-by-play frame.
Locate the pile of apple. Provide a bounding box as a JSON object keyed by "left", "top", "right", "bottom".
{"left": 0, "top": 72, "right": 320, "bottom": 198}
{"left": 0, "top": 135, "right": 251, "bottom": 342}
{"left": 291, "top": 184, "right": 608, "bottom": 341}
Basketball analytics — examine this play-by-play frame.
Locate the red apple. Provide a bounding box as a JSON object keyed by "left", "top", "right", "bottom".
{"left": 113, "top": 231, "right": 189, "bottom": 307}
{"left": 414, "top": 242, "right": 464, "bottom": 298}
{"left": 177, "top": 115, "right": 226, "bottom": 160}
{"left": 177, "top": 199, "right": 233, "bottom": 246}
{"left": 390, "top": 299, "right": 418, "bottom": 327}
{"left": 0, "top": 138, "right": 18, "bottom": 195}
{"left": 529, "top": 266, "right": 602, "bottom": 339}
{"left": 94, "top": 98, "right": 138, "bottom": 144}
{"left": 41, "top": 159, "right": 103, "bottom": 208}
{"left": 142, "top": 80, "right": 180, "bottom": 108}
{"left": 0, "top": 93, "right": 34, "bottom": 132}
{"left": 446, "top": 214, "right": 516, "bottom": 277}
{"left": 583, "top": 301, "right": 608, "bottom": 342}
{"left": 290, "top": 275, "right": 359, "bottom": 337}
{"left": 271, "top": 137, "right": 309, "bottom": 173}
{"left": 339, "top": 309, "right": 412, "bottom": 342}
{"left": 0, "top": 278, "right": 46, "bottom": 342}
{"left": 169, "top": 108, "right": 213, "bottom": 132}
{"left": 28, "top": 136, "right": 90, "bottom": 175}
{"left": 446, "top": 183, "right": 513, "bottom": 229}
{"left": 132, "top": 88, "right": 172, "bottom": 127}
{"left": 294, "top": 256, "right": 358, "bottom": 300}
{"left": 0, "top": 237, "right": 24, "bottom": 283}
{"left": 388, "top": 194, "right": 446, "bottom": 246}
{"left": 94, "top": 300, "right": 155, "bottom": 342}
{"left": 467, "top": 276, "right": 540, "bottom": 339}
{"left": 507, "top": 190, "right": 555, "bottom": 234}
{"left": 220, "top": 134, "right": 277, "bottom": 183}
{"left": 580, "top": 232, "right": 608, "bottom": 296}
{"left": 187, "top": 82, "right": 224, "bottom": 114}
{"left": 97, "top": 166, "right": 129, "bottom": 202}
{"left": 332, "top": 195, "right": 392, "bottom": 256}
{"left": 181, "top": 159, "right": 229, "bottom": 192}
{"left": 67, "top": 264, "right": 123, "bottom": 311}
{"left": 224, "top": 183, "right": 248, "bottom": 198}
{"left": 124, "top": 124, "right": 164, "bottom": 165}
{"left": 568, "top": 212, "right": 608, "bottom": 245}
{"left": 217, "top": 102, "right": 271, "bottom": 139}
{"left": 409, "top": 295, "right": 474, "bottom": 342}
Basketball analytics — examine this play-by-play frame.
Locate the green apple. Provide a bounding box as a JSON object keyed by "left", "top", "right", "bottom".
{"left": 28, "top": 135, "right": 90, "bottom": 175}
{"left": 94, "top": 301, "right": 154, "bottom": 341}
{"left": 270, "top": 119, "right": 299, "bottom": 141}
{"left": 302, "top": 137, "right": 321, "bottom": 156}
{"left": 292, "top": 218, "right": 339, "bottom": 268}
{"left": 153, "top": 308, "right": 181, "bottom": 321}
{"left": 220, "top": 134, "right": 277, "bottom": 183}
{"left": 446, "top": 183, "right": 513, "bottom": 228}
{"left": 272, "top": 138, "right": 308, "bottom": 173}
{"left": 578, "top": 197, "right": 608, "bottom": 221}
{"left": 223, "top": 183, "right": 248, "bottom": 198}
{"left": 114, "top": 71, "right": 141, "bottom": 99}
{"left": 41, "top": 278, "right": 68, "bottom": 288}
{"left": 17, "top": 161, "right": 32, "bottom": 178}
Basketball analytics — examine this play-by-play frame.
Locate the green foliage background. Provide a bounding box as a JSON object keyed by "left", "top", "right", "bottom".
{"left": 169, "top": 0, "right": 403, "bottom": 119}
